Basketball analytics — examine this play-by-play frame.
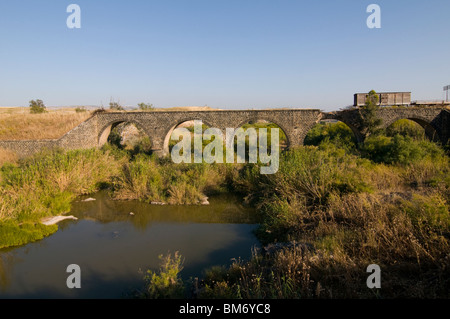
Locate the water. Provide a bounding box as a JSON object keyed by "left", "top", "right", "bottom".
{"left": 0, "top": 191, "right": 260, "bottom": 299}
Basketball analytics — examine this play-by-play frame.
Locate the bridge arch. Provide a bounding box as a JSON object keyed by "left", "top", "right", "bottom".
{"left": 315, "top": 112, "right": 365, "bottom": 145}
{"left": 98, "top": 119, "right": 150, "bottom": 148}
{"left": 234, "top": 117, "right": 291, "bottom": 149}
{"left": 230, "top": 118, "right": 290, "bottom": 154}
{"left": 335, "top": 121, "right": 365, "bottom": 145}
{"left": 162, "top": 117, "right": 217, "bottom": 155}
{"left": 383, "top": 116, "right": 440, "bottom": 142}
{"left": 303, "top": 120, "right": 362, "bottom": 149}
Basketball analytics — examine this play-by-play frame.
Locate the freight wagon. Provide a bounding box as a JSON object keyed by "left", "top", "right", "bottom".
{"left": 354, "top": 92, "right": 411, "bottom": 107}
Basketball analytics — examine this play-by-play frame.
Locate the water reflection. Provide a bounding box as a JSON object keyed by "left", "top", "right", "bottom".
{"left": 0, "top": 192, "right": 260, "bottom": 299}
{"left": 0, "top": 253, "right": 14, "bottom": 288}
{"left": 71, "top": 191, "right": 259, "bottom": 226}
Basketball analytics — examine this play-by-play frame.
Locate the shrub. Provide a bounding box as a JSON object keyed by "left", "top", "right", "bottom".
{"left": 304, "top": 122, "right": 357, "bottom": 153}
{"left": 138, "top": 103, "right": 153, "bottom": 111}
{"left": 75, "top": 106, "right": 87, "bottom": 113}
{"left": 109, "top": 99, "right": 124, "bottom": 111}
{"left": 143, "top": 252, "right": 185, "bottom": 299}
{"left": 29, "top": 99, "right": 47, "bottom": 114}
{"left": 358, "top": 90, "right": 383, "bottom": 136}
{"left": 111, "top": 154, "right": 226, "bottom": 203}
{"left": 386, "top": 119, "right": 425, "bottom": 140}
{"left": 0, "top": 148, "right": 122, "bottom": 223}
{"left": 362, "top": 134, "right": 446, "bottom": 165}
{"left": 260, "top": 146, "right": 370, "bottom": 205}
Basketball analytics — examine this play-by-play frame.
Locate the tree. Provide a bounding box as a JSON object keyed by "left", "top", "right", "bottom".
{"left": 138, "top": 103, "right": 153, "bottom": 111}
{"left": 359, "top": 90, "right": 383, "bottom": 136}
{"left": 109, "top": 98, "right": 124, "bottom": 111}
{"left": 29, "top": 99, "right": 47, "bottom": 114}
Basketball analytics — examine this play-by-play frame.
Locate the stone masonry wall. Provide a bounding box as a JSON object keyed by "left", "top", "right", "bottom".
{"left": 0, "top": 108, "right": 447, "bottom": 158}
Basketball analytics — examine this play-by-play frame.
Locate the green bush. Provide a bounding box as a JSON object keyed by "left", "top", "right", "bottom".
{"left": 386, "top": 119, "right": 425, "bottom": 140}
{"left": 29, "top": 99, "right": 47, "bottom": 114}
{"left": 143, "top": 252, "right": 185, "bottom": 299}
{"left": 75, "top": 106, "right": 87, "bottom": 113}
{"left": 362, "top": 134, "right": 445, "bottom": 165}
{"left": 138, "top": 103, "right": 153, "bottom": 111}
{"left": 304, "top": 122, "right": 357, "bottom": 153}
{"left": 111, "top": 154, "right": 225, "bottom": 203}
{"left": 234, "top": 146, "right": 371, "bottom": 208}
{"left": 0, "top": 149, "right": 122, "bottom": 223}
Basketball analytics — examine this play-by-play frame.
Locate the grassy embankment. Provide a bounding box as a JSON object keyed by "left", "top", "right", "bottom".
{"left": 0, "top": 107, "right": 91, "bottom": 166}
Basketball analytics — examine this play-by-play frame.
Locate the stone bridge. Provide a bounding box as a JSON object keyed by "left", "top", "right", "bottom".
{"left": 0, "top": 107, "right": 448, "bottom": 157}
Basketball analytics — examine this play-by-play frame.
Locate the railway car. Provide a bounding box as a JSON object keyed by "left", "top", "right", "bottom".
{"left": 354, "top": 92, "right": 411, "bottom": 107}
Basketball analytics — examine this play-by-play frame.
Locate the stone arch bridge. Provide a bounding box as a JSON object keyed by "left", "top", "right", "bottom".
{"left": 0, "top": 107, "right": 448, "bottom": 157}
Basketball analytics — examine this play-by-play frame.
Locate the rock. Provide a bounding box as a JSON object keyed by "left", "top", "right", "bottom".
{"left": 81, "top": 198, "right": 96, "bottom": 202}
{"left": 200, "top": 197, "right": 210, "bottom": 205}
{"left": 150, "top": 201, "right": 166, "bottom": 205}
{"left": 129, "top": 212, "right": 135, "bottom": 216}
{"left": 41, "top": 215, "right": 78, "bottom": 226}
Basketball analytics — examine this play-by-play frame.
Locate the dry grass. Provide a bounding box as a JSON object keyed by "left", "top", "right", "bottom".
{"left": 0, "top": 107, "right": 91, "bottom": 140}
{"left": 0, "top": 148, "right": 18, "bottom": 167}
{"left": 0, "top": 106, "right": 223, "bottom": 141}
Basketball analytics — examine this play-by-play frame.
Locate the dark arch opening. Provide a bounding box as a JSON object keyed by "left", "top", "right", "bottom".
{"left": 304, "top": 120, "right": 359, "bottom": 152}
{"left": 386, "top": 118, "right": 440, "bottom": 142}
{"left": 99, "top": 121, "right": 152, "bottom": 153}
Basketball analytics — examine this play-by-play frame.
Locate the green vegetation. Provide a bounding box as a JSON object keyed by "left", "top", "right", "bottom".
{"left": 1, "top": 113, "right": 449, "bottom": 298}
{"left": 361, "top": 134, "right": 445, "bottom": 165}
{"left": 142, "top": 252, "right": 185, "bottom": 299}
{"left": 167, "top": 121, "right": 288, "bottom": 161}
{"left": 111, "top": 153, "right": 228, "bottom": 204}
{"left": 0, "top": 221, "right": 57, "bottom": 249}
{"left": 304, "top": 121, "right": 357, "bottom": 154}
{"left": 29, "top": 99, "right": 47, "bottom": 114}
{"left": 386, "top": 119, "right": 425, "bottom": 139}
{"left": 0, "top": 148, "right": 123, "bottom": 248}
{"left": 75, "top": 106, "right": 87, "bottom": 113}
{"left": 109, "top": 99, "right": 124, "bottom": 111}
{"left": 138, "top": 103, "right": 154, "bottom": 111}
{"left": 187, "top": 118, "right": 450, "bottom": 299}
{"left": 359, "top": 90, "right": 383, "bottom": 136}
{"left": 144, "top": 116, "right": 449, "bottom": 299}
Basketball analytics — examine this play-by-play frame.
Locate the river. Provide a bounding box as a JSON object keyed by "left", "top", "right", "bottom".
{"left": 0, "top": 191, "right": 261, "bottom": 298}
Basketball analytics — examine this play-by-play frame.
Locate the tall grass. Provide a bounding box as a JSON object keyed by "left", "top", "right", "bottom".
{"left": 0, "top": 148, "right": 123, "bottom": 222}
{"left": 194, "top": 122, "right": 450, "bottom": 299}
{"left": 0, "top": 148, "right": 124, "bottom": 248}
{"left": 0, "top": 148, "right": 18, "bottom": 167}
{"left": 111, "top": 153, "right": 228, "bottom": 204}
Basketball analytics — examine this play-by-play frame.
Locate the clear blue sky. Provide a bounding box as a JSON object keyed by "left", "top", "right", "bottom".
{"left": 0, "top": 0, "right": 449, "bottom": 111}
